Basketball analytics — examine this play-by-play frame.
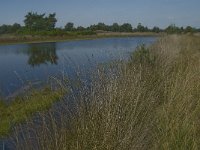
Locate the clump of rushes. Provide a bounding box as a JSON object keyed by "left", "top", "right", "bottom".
{"left": 0, "top": 87, "right": 66, "bottom": 137}
{"left": 14, "top": 35, "right": 200, "bottom": 150}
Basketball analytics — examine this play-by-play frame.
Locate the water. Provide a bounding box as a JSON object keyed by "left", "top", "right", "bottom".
{"left": 0, "top": 37, "right": 156, "bottom": 98}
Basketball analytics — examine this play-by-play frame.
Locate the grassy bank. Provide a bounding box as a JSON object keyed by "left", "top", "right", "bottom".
{"left": 9, "top": 35, "right": 200, "bottom": 149}
{"left": 0, "top": 87, "right": 66, "bottom": 137}
{"left": 0, "top": 32, "right": 160, "bottom": 45}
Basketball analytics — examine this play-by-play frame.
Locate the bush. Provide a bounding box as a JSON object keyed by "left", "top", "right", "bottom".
{"left": 131, "top": 44, "right": 155, "bottom": 65}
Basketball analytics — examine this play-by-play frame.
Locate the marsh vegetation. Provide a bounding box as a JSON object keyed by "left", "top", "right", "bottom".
{"left": 2, "top": 35, "right": 198, "bottom": 149}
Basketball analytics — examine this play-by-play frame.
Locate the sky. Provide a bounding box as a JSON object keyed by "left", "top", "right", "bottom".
{"left": 0, "top": 0, "right": 200, "bottom": 28}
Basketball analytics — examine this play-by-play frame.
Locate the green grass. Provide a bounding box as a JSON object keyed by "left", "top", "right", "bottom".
{"left": 0, "top": 87, "right": 65, "bottom": 137}
{"left": 10, "top": 35, "right": 200, "bottom": 149}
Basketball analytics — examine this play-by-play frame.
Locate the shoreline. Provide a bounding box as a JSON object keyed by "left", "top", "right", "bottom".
{"left": 0, "top": 32, "right": 161, "bottom": 45}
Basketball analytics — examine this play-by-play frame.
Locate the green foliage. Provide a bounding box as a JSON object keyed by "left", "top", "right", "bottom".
{"left": 120, "top": 23, "right": 133, "bottom": 32}
{"left": 76, "top": 30, "right": 96, "bottom": 35}
{"left": 89, "top": 22, "right": 133, "bottom": 32}
{"left": 65, "top": 22, "right": 74, "bottom": 31}
{"left": 0, "top": 23, "right": 21, "bottom": 34}
{"left": 165, "top": 24, "right": 197, "bottom": 34}
{"left": 89, "top": 22, "right": 108, "bottom": 31}
{"left": 136, "top": 23, "right": 149, "bottom": 32}
{"left": 111, "top": 23, "right": 120, "bottom": 32}
{"left": 24, "top": 12, "right": 57, "bottom": 31}
{"left": 0, "top": 87, "right": 65, "bottom": 137}
{"left": 165, "top": 24, "right": 182, "bottom": 34}
{"left": 76, "top": 26, "right": 86, "bottom": 31}
{"left": 152, "top": 26, "right": 160, "bottom": 33}
{"left": 131, "top": 44, "right": 155, "bottom": 64}
{"left": 96, "top": 22, "right": 107, "bottom": 31}
{"left": 184, "top": 26, "right": 196, "bottom": 33}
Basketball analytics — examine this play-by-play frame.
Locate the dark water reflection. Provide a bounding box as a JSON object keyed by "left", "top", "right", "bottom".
{"left": 0, "top": 37, "right": 156, "bottom": 97}
{"left": 27, "top": 43, "right": 58, "bottom": 67}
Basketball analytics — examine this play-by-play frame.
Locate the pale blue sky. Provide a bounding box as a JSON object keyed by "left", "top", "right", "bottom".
{"left": 0, "top": 0, "right": 199, "bottom": 28}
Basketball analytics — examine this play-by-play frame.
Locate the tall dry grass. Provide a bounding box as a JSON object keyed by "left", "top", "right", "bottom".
{"left": 13, "top": 35, "right": 200, "bottom": 150}
{"left": 152, "top": 35, "right": 200, "bottom": 149}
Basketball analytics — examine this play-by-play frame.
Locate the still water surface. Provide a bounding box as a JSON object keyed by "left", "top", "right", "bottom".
{"left": 0, "top": 37, "right": 156, "bottom": 97}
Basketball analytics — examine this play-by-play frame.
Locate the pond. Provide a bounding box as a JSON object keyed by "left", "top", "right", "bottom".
{"left": 0, "top": 37, "right": 156, "bottom": 98}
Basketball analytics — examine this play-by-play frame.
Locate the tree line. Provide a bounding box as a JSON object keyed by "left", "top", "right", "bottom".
{"left": 0, "top": 12, "right": 199, "bottom": 35}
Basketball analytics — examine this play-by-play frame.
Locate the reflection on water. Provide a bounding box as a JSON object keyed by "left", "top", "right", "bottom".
{"left": 27, "top": 43, "right": 58, "bottom": 67}
{"left": 0, "top": 37, "right": 156, "bottom": 97}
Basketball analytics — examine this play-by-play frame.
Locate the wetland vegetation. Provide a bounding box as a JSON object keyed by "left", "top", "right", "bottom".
{"left": 0, "top": 34, "right": 199, "bottom": 149}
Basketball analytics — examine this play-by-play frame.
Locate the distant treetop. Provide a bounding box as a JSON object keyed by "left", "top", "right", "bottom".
{"left": 24, "top": 12, "right": 57, "bottom": 31}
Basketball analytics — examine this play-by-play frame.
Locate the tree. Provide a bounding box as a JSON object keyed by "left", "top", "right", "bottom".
{"left": 96, "top": 22, "right": 107, "bottom": 30}
{"left": 24, "top": 12, "right": 45, "bottom": 31}
{"left": 136, "top": 23, "right": 148, "bottom": 32}
{"left": 111, "top": 23, "right": 120, "bottom": 32}
{"left": 46, "top": 13, "right": 57, "bottom": 31}
{"left": 24, "top": 12, "right": 57, "bottom": 31}
{"left": 185, "top": 26, "right": 195, "bottom": 33}
{"left": 65, "top": 22, "right": 74, "bottom": 31}
{"left": 165, "top": 24, "right": 181, "bottom": 34}
{"left": 0, "top": 23, "right": 21, "bottom": 34}
{"left": 0, "top": 25, "right": 11, "bottom": 34}
{"left": 88, "top": 23, "right": 108, "bottom": 31}
{"left": 77, "top": 26, "right": 85, "bottom": 31}
{"left": 137, "top": 23, "right": 145, "bottom": 32}
{"left": 120, "top": 23, "right": 133, "bottom": 32}
{"left": 89, "top": 24, "right": 97, "bottom": 31}
{"left": 152, "top": 26, "right": 160, "bottom": 33}
{"left": 11, "top": 23, "right": 21, "bottom": 32}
